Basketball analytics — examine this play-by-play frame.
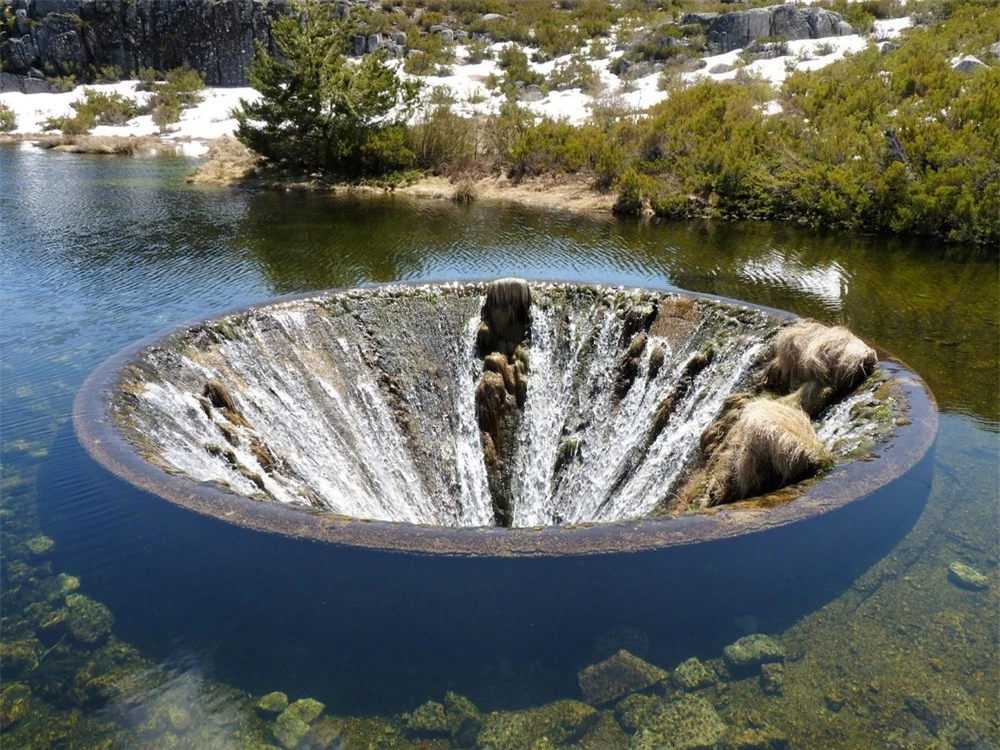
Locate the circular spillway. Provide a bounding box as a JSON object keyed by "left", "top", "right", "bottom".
{"left": 74, "top": 281, "right": 937, "bottom": 556}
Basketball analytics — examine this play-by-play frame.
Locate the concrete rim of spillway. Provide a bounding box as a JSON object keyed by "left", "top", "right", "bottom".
{"left": 73, "top": 282, "right": 939, "bottom": 558}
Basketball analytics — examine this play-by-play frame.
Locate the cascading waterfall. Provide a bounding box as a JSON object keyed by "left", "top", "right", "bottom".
{"left": 511, "top": 292, "right": 773, "bottom": 525}
{"left": 106, "top": 281, "right": 897, "bottom": 530}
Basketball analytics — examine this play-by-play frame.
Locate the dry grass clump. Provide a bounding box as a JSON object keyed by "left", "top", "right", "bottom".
{"left": 765, "top": 319, "right": 877, "bottom": 393}
{"left": 700, "top": 398, "right": 832, "bottom": 508}
{"left": 478, "top": 278, "right": 532, "bottom": 356}
{"left": 675, "top": 318, "right": 879, "bottom": 509}
{"left": 451, "top": 178, "right": 477, "bottom": 203}
{"left": 186, "top": 136, "right": 258, "bottom": 185}
{"left": 34, "top": 135, "right": 154, "bottom": 155}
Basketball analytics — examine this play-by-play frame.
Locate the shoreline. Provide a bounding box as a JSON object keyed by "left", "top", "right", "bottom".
{"left": 182, "top": 134, "right": 619, "bottom": 215}
{"left": 0, "top": 130, "right": 617, "bottom": 215}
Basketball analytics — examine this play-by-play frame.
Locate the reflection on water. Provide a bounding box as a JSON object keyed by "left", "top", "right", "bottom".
{"left": 1, "top": 144, "right": 997, "bottom": 748}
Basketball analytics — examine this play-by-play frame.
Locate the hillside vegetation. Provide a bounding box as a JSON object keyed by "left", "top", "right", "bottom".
{"left": 234, "top": 0, "right": 999, "bottom": 247}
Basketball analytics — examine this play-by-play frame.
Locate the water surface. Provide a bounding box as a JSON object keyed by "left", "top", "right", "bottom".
{"left": 1, "top": 145, "right": 996, "bottom": 747}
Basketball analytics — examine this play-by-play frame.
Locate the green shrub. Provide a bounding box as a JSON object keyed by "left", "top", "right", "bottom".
{"left": 0, "top": 102, "right": 16, "bottom": 132}
{"left": 496, "top": 45, "right": 544, "bottom": 87}
{"left": 78, "top": 89, "right": 140, "bottom": 125}
{"left": 41, "top": 88, "right": 141, "bottom": 134}
{"left": 403, "top": 32, "right": 456, "bottom": 75}
{"left": 546, "top": 55, "right": 599, "bottom": 93}
{"left": 613, "top": 168, "right": 648, "bottom": 215}
{"left": 408, "top": 100, "right": 478, "bottom": 170}
{"left": 464, "top": 39, "right": 492, "bottom": 64}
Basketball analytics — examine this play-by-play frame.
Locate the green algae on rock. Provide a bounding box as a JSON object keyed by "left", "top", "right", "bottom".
{"left": 254, "top": 691, "right": 289, "bottom": 717}
{"left": 629, "top": 695, "right": 727, "bottom": 750}
{"left": 670, "top": 658, "right": 716, "bottom": 692}
{"left": 0, "top": 683, "right": 32, "bottom": 731}
{"left": 578, "top": 649, "right": 669, "bottom": 706}
{"left": 947, "top": 561, "right": 990, "bottom": 591}
{"left": 476, "top": 699, "right": 599, "bottom": 749}
{"left": 25, "top": 534, "right": 55, "bottom": 557}
{"left": 723, "top": 634, "right": 786, "bottom": 670}
{"left": 65, "top": 593, "right": 114, "bottom": 645}
{"left": 404, "top": 700, "right": 450, "bottom": 736}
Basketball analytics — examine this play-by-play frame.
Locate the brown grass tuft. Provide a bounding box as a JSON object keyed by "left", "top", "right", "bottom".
{"left": 452, "top": 178, "right": 477, "bottom": 203}
{"left": 186, "top": 136, "right": 258, "bottom": 185}
{"left": 765, "top": 319, "right": 877, "bottom": 395}
{"left": 34, "top": 135, "right": 155, "bottom": 154}
{"left": 701, "top": 398, "right": 831, "bottom": 507}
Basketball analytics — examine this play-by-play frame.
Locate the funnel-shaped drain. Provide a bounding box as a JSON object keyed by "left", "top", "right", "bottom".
{"left": 75, "top": 282, "right": 937, "bottom": 556}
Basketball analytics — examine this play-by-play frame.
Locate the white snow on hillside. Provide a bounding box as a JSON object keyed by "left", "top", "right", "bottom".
{"left": 0, "top": 12, "right": 915, "bottom": 150}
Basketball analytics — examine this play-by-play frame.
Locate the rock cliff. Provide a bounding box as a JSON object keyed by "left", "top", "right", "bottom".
{"left": 1, "top": 0, "right": 289, "bottom": 90}
{"left": 691, "top": 4, "right": 853, "bottom": 55}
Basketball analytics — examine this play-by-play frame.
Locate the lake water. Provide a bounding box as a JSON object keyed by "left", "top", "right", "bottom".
{"left": 1, "top": 144, "right": 997, "bottom": 748}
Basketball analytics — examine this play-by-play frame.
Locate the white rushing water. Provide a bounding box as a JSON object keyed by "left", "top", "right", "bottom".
{"left": 511, "top": 295, "right": 768, "bottom": 525}
{"left": 120, "top": 285, "right": 836, "bottom": 528}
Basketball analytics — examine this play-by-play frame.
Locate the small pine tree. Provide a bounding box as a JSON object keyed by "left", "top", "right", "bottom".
{"left": 234, "top": 0, "right": 420, "bottom": 179}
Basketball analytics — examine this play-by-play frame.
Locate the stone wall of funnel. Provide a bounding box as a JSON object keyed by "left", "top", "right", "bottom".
{"left": 93, "top": 282, "right": 910, "bottom": 534}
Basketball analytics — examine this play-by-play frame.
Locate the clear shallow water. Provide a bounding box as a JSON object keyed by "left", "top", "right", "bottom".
{"left": 1, "top": 145, "right": 997, "bottom": 748}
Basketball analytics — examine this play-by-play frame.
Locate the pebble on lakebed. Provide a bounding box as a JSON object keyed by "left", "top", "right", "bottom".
{"left": 947, "top": 561, "right": 989, "bottom": 590}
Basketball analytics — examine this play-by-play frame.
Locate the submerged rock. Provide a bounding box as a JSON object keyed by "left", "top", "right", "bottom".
{"left": 273, "top": 711, "right": 310, "bottom": 749}
{"left": 630, "top": 695, "right": 727, "bottom": 750}
{"left": 0, "top": 683, "right": 31, "bottom": 731}
{"left": 283, "top": 697, "right": 325, "bottom": 724}
{"left": 405, "top": 700, "right": 449, "bottom": 736}
{"left": 476, "top": 699, "right": 599, "bottom": 749}
{"left": 65, "top": 593, "right": 114, "bottom": 644}
{"left": 255, "top": 691, "right": 289, "bottom": 717}
{"left": 723, "top": 634, "right": 785, "bottom": 670}
{"left": 72, "top": 640, "right": 161, "bottom": 707}
{"left": 947, "top": 561, "right": 989, "bottom": 590}
{"left": 905, "top": 687, "right": 990, "bottom": 748}
{"left": 615, "top": 693, "right": 659, "bottom": 733}
{"left": 444, "top": 691, "right": 483, "bottom": 746}
{"left": 578, "top": 649, "right": 668, "bottom": 705}
{"left": 38, "top": 608, "right": 70, "bottom": 645}
{"left": 0, "top": 640, "right": 39, "bottom": 678}
{"left": 54, "top": 572, "right": 81, "bottom": 598}
{"left": 671, "top": 658, "right": 716, "bottom": 691}
{"left": 25, "top": 534, "right": 55, "bottom": 556}
{"left": 272, "top": 698, "right": 324, "bottom": 748}
{"left": 722, "top": 725, "right": 790, "bottom": 749}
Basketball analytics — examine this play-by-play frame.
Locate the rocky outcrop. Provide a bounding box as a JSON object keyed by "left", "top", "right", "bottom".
{"left": 1, "top": 0, "right": 289, "bottom": 88}
{"left": 704, "top": 5, "right": 852, "bottom": 55}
